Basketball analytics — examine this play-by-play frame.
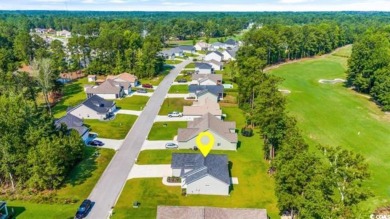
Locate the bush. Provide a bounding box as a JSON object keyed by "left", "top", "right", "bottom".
{"left": 241, "top": 127, "right": 253, "bottom": 137}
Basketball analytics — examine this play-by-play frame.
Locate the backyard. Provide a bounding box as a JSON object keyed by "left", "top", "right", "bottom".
{"left": 6, "top": 148, "right": 115, "bottom": 219}
{"left": 116, "top": 96, "right": 150, "bottom": 111}
{"left": 84, "top": 114, "right": 138, "bottom": 139}
{"left": 158, "top": 98, "right": 193, "bottom": 115}
{"left": 147, "top": 122, "right": 187, "bottom": 140}
{"left": 168, "top": 85, "right": 189, "bottom": 94}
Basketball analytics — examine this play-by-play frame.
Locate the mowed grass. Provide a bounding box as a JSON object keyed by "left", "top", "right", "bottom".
{"left": 116, "top": 96, "right": 150, "bottom": 110}
{"left": 270, "top": 45, "right": 390, "bottom": 211}
{"left": 52, "top": 77, "right": 89, "bottom": 118}
{"left": 165, "top": 59, "right": 183, "bottom": 65}
{"left": 84, "top": 114, "right": 138, "bottom": 139}
{"left": 140, "top": 66, "right": 173, "bottom": 86}
{"left": 168, "top": 85, "right": 189, "bottom": 94}
{"left": 114, "top": 106, "right": 278, "bottom": 219}
{"left": 158, "top": 98, "right": 193, "bottom": 115}
{"left": 147, "top": 122, "right": 187, "bottom": 140}
{"left": 184, "top": 63, "right": 195, "bottom": 68}
{"left": 6, "top": 148, "right": 115, "bottom": 219}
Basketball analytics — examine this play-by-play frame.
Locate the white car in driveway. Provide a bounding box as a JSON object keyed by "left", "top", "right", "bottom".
{"left": 165, "top": 143, "right": 178, "bottom": 149}
{"left": 168, "top": 111, "right": 183, "bottom": 117}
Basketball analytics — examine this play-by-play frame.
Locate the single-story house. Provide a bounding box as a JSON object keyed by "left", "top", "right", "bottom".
{"left": 56, "top": 30, "right": 72, "bottom": 38}
{"left": 106, "top": 72, "right": 139, "bottom": 87}
{"left": 68, "top": 95, "right": 116, "bottom": 120}
{"left": 210, "top": 42, "right": 226, "bottom": 50}
{"left": 179, "top": 45, "right": 196, "bottom": 54}
{"left": 194, "top": 41, "right": 210, "bottom": 51}
{"left": 204, "top": 51, "right": 223, "bottom": 62}
{"left": 86, "top": 79, "right": 130, "bottom": 99}
{"left": 55, "top": 113, "right": 90, "bottom": 143}
{"left": 195, "top": 63, "right": 213, "bottom": 74}
{"left": 177, "top": 113, "right": 237, "bottom": 150}
{"left": 161, "top": 47, "right": 184, "bottom": 60}
{"left": 224, "top": 39, "right": 238, "bottom": 49}
{"left": 0, "top": 201, "right": 8, "bottom": 219}
{"left": 189, "top": 84, "right": 224, "bottom": 101}
{"left": 222, "top": 49, "right": 237, "bottom": 61}
{"left": 157, "top": 206, "right": 268, "bottom": 219}
{"left": 183, "top": 97, "right": 222, "bottom": 118}
{"left": 171, "top": 153, "right": 230, "bottom": 196}
{"left": 88, "top": 75, "right": 97, "bottom": 82}
{"left": 207, "top": 60, "right": 223, "bottom": 71}
{"left": 191, "top": 74, "right": 222, "bottom": 86}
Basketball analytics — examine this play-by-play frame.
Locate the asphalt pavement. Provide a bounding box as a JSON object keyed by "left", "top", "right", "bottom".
{"left": 86, "top": 60, "right": 191, "bottom": 219}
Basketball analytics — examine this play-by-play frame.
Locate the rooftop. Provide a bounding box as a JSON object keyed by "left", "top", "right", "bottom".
{"left": 70, "top": 95, "right": 115, "bottom": 114}
{"left": 55, "top": 113, "right": 89, "bottom": 136}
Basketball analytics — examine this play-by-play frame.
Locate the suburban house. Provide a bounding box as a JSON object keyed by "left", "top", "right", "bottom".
{"left": 68, "top": 95, "right": 116, "bottom": 120}
{"left": 224, "top": 39, "right": 238, "bottom": 49}
{"left": 171, "top": 153, "right": 231, "bottom": 195}
{"left": 106, "top": 72, "right": 139, "bottom": 87}
{"left": 222, "top": 49, "right": 237, "bottom": 61}
{"left": 210, "top": 42, "right": 226, "bottom": 50}
{"left": 191, "top": 74, "right": 222, "bottom": 86}
{"left": 55, "top": 113, "right": 90, "bottom": 143}
{"left": 86, "top": 79, "right": 130, "bottom": 99}
{"left": 189, "top": 84, "right": 224, "bottom": 101}
{"left": 194, "top": 41, "right": 210, "bottom": 51}
{"left": 204, "top": 51, "right": 223, "bottom": 62}
{"left": 0, "top": 201, "right": 8, "bottom": 219}
{"left": 183, "top": 98, "right": 222, "bottom": 118}
{"left": 177, "top": 113, "right": 237, "bottom": 150}
{"left": 157, "top": 206, "right": 268, "bottom": 219}
{"left": 179, "top": 45, "right": 196, "bottom": 54}
{"left": 56, "top": 30, "right": 72, "bottom": 38}
{"left": 195, "top": 63, "right": 213, "bottom": 74}
{"left": 161, "top": 47, "right": 184, "bottom": 60}
{"left": 207, "top": 60, "right": 223, "bottom": 71}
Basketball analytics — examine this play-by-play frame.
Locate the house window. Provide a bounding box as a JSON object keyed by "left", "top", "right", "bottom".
{"left": 217, "top": 143, "right": 221, "bottom": 146}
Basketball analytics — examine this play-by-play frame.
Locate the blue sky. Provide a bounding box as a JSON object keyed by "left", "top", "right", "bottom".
{"left": 1, "top": 0, "right": 390, "bottom": 11}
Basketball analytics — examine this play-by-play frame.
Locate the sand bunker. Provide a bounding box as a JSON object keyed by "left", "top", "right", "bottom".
{"left": 278, "top": 89, "right": 291, "bottom": 94}
{"left": 318, "top": 78, "right": 346, "bottom": 84}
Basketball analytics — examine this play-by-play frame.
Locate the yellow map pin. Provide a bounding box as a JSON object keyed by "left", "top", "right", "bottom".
{"left": 196, "top": 131, "right": 214, "bottom": 157}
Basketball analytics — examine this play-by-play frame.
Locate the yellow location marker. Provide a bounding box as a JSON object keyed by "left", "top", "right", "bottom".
{"left": 196, "top": 131, "right": 215, "bottom": 157}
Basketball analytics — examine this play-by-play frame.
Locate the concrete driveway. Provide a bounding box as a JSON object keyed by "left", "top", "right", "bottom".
{"left": 154, "top": 115, "right": 197, "bottom": 122}
{"left": 93, "top": 138, "right": 123, "bottom": 151}
{"left": 128, "top": 164, "right": 172, "bottom": 179}
{"left": 141, "top": 140, "right": 178, "bottom": 151}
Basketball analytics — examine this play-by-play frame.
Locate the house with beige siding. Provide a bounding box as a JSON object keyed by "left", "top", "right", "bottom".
{"left": 106, "top": 72, "right": 139, "bottom": 88}
{"left": 191, "top": 74, "right": 222, "bottom": 86}
{"left": 177, "top": 113, "right": 237, "bottom": 150}
{"left": 86, "top": 79, "right": 130, "bottom": 99}
{"left": 183, "top": 98, "right": 222, "bottom": 118}
{"left": 171, "top": 153, "right": 230, "bottom": 196}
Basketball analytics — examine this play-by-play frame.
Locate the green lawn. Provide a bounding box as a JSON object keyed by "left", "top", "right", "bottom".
{"left": 158, "top": 98, "right": 193, "bottom": 115}
{"left": 165, "top": 59, "right": 183, "bottom": 65}
{"left": 113, "top": 106, "right": 278, "bottom": 219}
{"left": 175, "top": 74, "right": 192, "bottom": 82}
{"left": 6, "top": 148, "right": 115, "bottom": 219}
{"left": 84, "top": 114, "right": 138, "bottom": 139}
{"left": 140, "top": 66, "right": 173, "bottom": 86}
{"left": 270, "top": 45, "right": 390, "bottom": 212}
{"left": 168, "top": 85, "right": 189, "bottom": 94}
{"left": 116, "top": 96, "right": 150, "bottom": 110}
{"left": 184, "top": 63, "right": 195, "bottom": 68}
{"left": 184, "top": 52, "right": 199, "bottom": 57}
{"left": 147, "top": 122, "right": 187, "bottom": 140}
{"left": 52, "top": 77, "right": 89, "bottom": 118}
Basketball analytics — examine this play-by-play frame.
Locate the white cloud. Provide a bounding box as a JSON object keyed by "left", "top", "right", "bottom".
{"left": 33, "top": 0, "right": 67, "bottom": 2}
{"left": 81, "top": 0, "right": 95, "bottom": 3}
{"left": 279, "top": 0, "right": 312, "bottom": 4}
{"left": 110, "top": 0, "right": 126, "bottom": 3}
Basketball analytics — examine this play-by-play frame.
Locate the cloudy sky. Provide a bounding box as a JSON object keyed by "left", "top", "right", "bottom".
{"left": 1, "top": 0, "right": 390, "bottom": 11}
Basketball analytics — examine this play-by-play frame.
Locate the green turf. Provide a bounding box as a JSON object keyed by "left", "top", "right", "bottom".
{"left": 168, "top": 85, "right": 189, "bottom": 94}
{"left": 52, "top": 78, "right": 89, "bottom": 118}
{"left": 184, "top": 63, "right": 195, "bottom": 68}
{"left": 114, "top": 106, "right": 279, "bottom": 219}
{"left": 158, "top": 98, "right": 193, "bottom": 115}
{"left": 147, "top": 122, "right": 187, "bottom": 140}
{"left": 6, "top": 148, "right": 115, "bottom": 219}
{"left": 269, "top": 45, "right": 390, "bottom": 211}
{"left": 140, "top": 66, "right": 173, "bottom": 86}
{"left": 84, "top": 114, "right": 138, "bottom": 139}
{"left": 115, "top": 96, "right": 150, "bottom": 110}
{"left": 184, "top": 52, "right": 199, "bottom": 57}
{"left": 165, "top": 59, "right": 183, "bottom": 65}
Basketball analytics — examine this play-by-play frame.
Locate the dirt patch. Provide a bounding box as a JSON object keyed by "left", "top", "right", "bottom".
{"left": 318, "top": 78, "right": 346, "bottom": 84}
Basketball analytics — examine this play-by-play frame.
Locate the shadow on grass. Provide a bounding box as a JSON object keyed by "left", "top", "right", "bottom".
{"left": 52, "top": 82, "right": 85, "bottom": 116}
{"left": 61, "top": 147, "right": 98, "bottom": 187}
{"left": 228, "top": 161, "right": 234, "bottom": 193}
{"left": 7, "top": 206, "right": 26, "bottom": 218}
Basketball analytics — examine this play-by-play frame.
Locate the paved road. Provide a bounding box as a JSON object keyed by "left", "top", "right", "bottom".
{"left": 86, "top": 60, "right": 191, "bottom": 219}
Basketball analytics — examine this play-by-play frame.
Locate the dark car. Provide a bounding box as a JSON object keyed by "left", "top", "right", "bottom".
{"left": 89, "top": 140, "right": 104, "bottom": 146}
{"left": 177, "top": 79, "right": 187, "bottom": 83}
{"left": 142, "top": 84, "right": 153, "bottom": 89}
{"left": 75, "top": 199, "right": 92, "bottom": 219}
{"left": 137, "top": 89, "right": 148, "bottom": 93}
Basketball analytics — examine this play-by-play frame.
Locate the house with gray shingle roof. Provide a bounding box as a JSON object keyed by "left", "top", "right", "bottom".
{"left": 86, "top": 79, "right": 129, "bottom": 99}
{"left": 204, "top": 51, "right": 224, "bottom": 62}
{"left": 177, "top": 113, "right": 237, "bottom": 151}
{"left": 171, "top": 153, "right": 230, "bottom": 196}
{"left": 160, "top": 47, "right": 184, "bottom": 60}
{"left": 68, "top": 95, "right": 116, "bottom": 120}
{"left": 178, "top": 45, "right": 195, "bottom": 54}
{"left": 195, "top": 63, "right": 213, "bottom": 74}
{"left": 222, "top": 48, "right": 238, "bottom": 61}
{"left": 55, "top": 113, "right": 90, "bottom": 143}
{"left": 188, "top": 84, "right": 224, "bottom": 101}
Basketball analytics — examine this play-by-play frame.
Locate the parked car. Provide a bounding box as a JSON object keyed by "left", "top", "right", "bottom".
{"left": 165, "top": 143, "right": 178, "bottom": 149}
{"left": 168, "top": 111, "right": 183, "bottom": 117}
{"left": 177, "top": 79, "right": 187, "bottom": 83}
{"left": 142, "top": 83, "right": 153, "bottom": 89}
{"left": 75, "top": 199, "right": 92, "bottom": 219}
{"left": 137, "top": 89, "right": 147, "bottom": 93}
{"left": 89, "top": 140, "right": 104, "bottom": 146}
